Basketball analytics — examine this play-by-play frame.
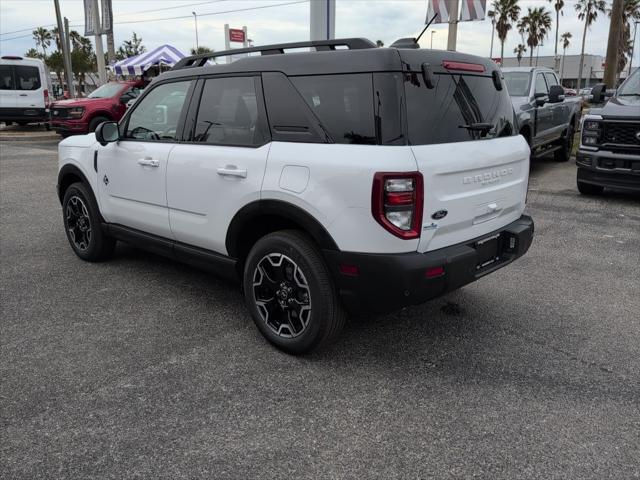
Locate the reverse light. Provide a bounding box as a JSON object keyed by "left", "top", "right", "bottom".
{"left": 372, "top": 172, "right": 423, "bottom": 239}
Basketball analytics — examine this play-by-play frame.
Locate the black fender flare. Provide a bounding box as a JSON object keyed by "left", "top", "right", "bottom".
{"left": 57, "top": 164, "right": 92, "bottom": 204}
{"left": 225, "top": 200, "right": 339, "bottom": 258}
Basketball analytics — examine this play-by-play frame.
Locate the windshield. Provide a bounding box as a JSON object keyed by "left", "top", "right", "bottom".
{"left": 502, "top": 71, "right": 531, "bottom": 96}
{"left": 88, "top": 83, "right": 124, "bottom": 98}
{"left": 618, "top": 69, "right": 639, "bottom": 96}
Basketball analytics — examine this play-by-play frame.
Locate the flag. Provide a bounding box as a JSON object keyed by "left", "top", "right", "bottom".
{"left": 426, "top": 0, "right": 456, "bottom": 24}
{"left": 460, "top": 0, "right": 487, "bottom": 21}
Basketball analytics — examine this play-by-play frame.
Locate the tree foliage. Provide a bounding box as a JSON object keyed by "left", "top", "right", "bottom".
{"left": 116, "top": 32, "right": 146, "bottom": 60}
{"left": 518, "top": 7, "right": 552, "bottom": 66}
{"left": 488, "top": 0, "right": 521, "bottom": 61}
{"left": 190, "top": 46, "right": 214, "bottom": 55}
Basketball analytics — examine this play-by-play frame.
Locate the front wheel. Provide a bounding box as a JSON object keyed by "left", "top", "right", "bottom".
{"left": 554, "top": 122, "right": 575, "bottom": 162}
{"left": 62, "top": 182, "right": 116, "bottom": 261}
{"left": 88, "top": 116, "right": 110, "bottom": 133}
{"left": 243, "top": 230, "right": 346, "bottom": 355}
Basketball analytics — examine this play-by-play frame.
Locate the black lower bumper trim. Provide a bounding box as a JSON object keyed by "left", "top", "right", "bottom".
{"left": 324, "top": 215, "right": 534, "bottom": 314}
{"left": 577, "top": 165, "right": 640, "bottom": 193}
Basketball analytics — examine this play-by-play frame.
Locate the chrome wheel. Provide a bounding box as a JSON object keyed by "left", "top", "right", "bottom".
{"left": 66, "top": 195, "right": 91, "bottom": 251}
{"left": 252, "top": 253, "right": 312, "bottom": 338}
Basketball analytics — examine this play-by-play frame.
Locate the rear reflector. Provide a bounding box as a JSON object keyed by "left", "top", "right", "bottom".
{"left": 442, "top": 60, "right": 485, "bottom": 73}
{"left": 339, "top": 264, "right": 359, "bottom": 276}
{"left": 425, "top": 266, "right": 445, "bottom": 278}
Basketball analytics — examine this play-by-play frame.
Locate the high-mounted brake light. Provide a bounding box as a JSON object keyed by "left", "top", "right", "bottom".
{"left": 1, "top": 55, "right": 23, "bottom": 60}
{"left": 372, "top": 172, "right": 423, "bottom": 240}
{"left": 442, "top": 60, "right": 485, "bottom": 73}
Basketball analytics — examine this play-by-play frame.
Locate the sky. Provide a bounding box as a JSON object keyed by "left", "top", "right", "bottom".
{"left": 0, "top": 0, "right": 636, "bottom": 65}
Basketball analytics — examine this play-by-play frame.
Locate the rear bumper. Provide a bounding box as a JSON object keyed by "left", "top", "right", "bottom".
{"left": 0, "top": 107, "right": 49, "bottom": 122}
{"left": 51, "top": 119, "right": 89, "bottom": 135}
{"left": 324, "top": 215, "right": 534, "bottom": 314}
{"left": 576, "top": 149, "right": 640, "bottom": 192}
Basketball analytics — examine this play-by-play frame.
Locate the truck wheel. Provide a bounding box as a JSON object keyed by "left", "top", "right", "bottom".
{"left": 577, "top": 180, "right": 604, "bottom": 195}
{"left": 88, "top": 116, "right": 109, "bottom": 133}
{"left": 17, "top": 121, "right": 28, "bottom": 126}
{"left": 62, "top": 182, "right": 116, "bottom": 261}
{"left": 243, "top": 230, "right": 346, "bottom": 355}
{"left": 4, "top": 121, "right": 12, "bottom": 126}
{"left": 554, "top": 123, "right": 574, "bottom": 162}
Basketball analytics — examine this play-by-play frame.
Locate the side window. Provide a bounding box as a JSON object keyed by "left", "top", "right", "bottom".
{"left": 125, "top": 80, "right": 191, "bottom": 141}
{"left": 290, "top": 74, "right": 375, "bottom": 144}
{"left": 544, "top": 73, "right": 559, "bottom": 88}
{"left": 534, "top": 73, "right": 548, "bottom": 95}
{"left": 193, "top": 76, "right": 266, "bottom": 146}
{"left": 14, "top": 66, "right": 41, "bottom": 91}
{"left": 0, "top": 65, "right": 14, "bottom": 90}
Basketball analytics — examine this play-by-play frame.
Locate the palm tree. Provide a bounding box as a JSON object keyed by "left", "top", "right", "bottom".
{"left": 514, "top": 44, "right": 527, "bottom": 66}
{"left": 575, "top": 0, "right": 606, "bottom": 90}
{"left": 487, "top": 9, "right": 497, "bottom": 57}
{"left": 32, "top": 27, "right": 52, "bottom": 58}
{"left": 548, "top": 0, "right": 565, "bottom": 71}
{"left": 611, "top": 0, "right": 640, "bottom": 76}
{"left": 518, "top": 7, "right": 552, "bottom": 67}
{"left": 69, "top": 30, "right": 84, "bottom": 51}
{"left": 489, "top": 0, "right": 521, "bottom": 61}
{"left": 560, "top": 32, "right": 572, "bottom": 82}
{"left": 376, "top": 40, "right": 384, "bottom": 48}
{"left": 190, "top": 46, "right": 214, "bottom": 55}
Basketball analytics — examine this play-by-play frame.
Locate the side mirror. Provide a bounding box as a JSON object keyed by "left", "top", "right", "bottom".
{"left": 95, "top": 121, "right": 119, "bottom": 146}
{"left": 548, "top": 85, "right": 565, "bottom": 103}
{"left": 534, "top": 92, "right": 547, "bottom": 107}
{"left": 590, "top": 83, "right": 606, "bottom": 103}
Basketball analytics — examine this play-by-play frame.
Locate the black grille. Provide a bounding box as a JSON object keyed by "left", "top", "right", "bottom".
{"left": 51, "top": 108, "right": 70, "bottom": 119}
{"left": 603, "top": 122, "right": 640, "bottom": 147}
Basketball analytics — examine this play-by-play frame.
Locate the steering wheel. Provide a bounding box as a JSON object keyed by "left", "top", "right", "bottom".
{"left": 130, "top": 126, "right": 160, "bottom": 141}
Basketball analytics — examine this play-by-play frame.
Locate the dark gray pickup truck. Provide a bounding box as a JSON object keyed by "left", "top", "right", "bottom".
{"left": 576, "top": 68, "right": 640, "bottom": 194}
{"left": 502, "top": 67, "right": 582, "bottom": 162}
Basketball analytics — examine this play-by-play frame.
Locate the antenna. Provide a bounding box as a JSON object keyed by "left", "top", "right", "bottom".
{"left": 415, "top": 13, "right": 438, "bottom": 45}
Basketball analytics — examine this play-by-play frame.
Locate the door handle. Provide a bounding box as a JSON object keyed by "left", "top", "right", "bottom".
{"left": 137, "top": 158, "right": 160, "bottom": 167}
{"left": 217, "top": 165, "right": 247, "bottom": 178}
{"left": 19, "top": 93, "right": 28, "bottom": 97}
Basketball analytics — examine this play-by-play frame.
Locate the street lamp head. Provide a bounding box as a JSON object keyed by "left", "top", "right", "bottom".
{"left": 192, "top": 11, "right": 196, "bottom": 16}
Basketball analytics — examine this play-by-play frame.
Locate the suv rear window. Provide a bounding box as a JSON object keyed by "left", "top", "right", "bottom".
{"left": 405, "top": 72, "right": 515, "bottom": 145}
{"left": 290, "top": 74, "right": 376, "bottom": 145}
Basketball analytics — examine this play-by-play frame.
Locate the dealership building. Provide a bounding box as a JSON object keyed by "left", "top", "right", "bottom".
{"left": 500, "top": 54, "right": 635, "bottom": 89}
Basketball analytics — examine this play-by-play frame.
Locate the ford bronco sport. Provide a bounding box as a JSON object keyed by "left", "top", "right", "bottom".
{"left": 57, "top": 38, "right": 534, "bottom": 354}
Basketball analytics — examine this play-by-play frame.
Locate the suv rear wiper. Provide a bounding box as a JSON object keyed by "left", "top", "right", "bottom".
{"left": 458, "top": 123, "right": 493, "bottom": 132}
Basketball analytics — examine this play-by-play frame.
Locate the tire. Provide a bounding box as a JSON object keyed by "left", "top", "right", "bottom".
{"left": 243, "top": 230, "right": 346, "bottom": 355}
{"left": 88, "top": 116, "right": 109, "bottom": 133}
{"left": 554, "top": 121, "right": 575, "bottom": 162}
{"left": 577, "top": 180, "right": 604, "bottom": 195}
{"left": 62, "top": 182, "right": 116, "bottom": 261}
{"left": 44, "top": 122, "right": 51, "bottom": 131}
{"left": 17, "top": 121, "right": 28, "bottom": 126}
{"left": 4, "top": 121, "right": 12, "bottom": 126}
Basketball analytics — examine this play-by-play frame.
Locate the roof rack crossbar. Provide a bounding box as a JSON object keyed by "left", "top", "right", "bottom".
{"left": 172, "top": 38, "right": 376, "bottom": 70}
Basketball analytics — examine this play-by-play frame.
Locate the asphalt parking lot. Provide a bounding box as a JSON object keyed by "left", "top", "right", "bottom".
{"left": 1, "top": 134, "right": 639, "bottom": 479}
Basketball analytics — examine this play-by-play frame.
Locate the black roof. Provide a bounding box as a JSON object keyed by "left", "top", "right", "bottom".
{"left": 160, "top": 37, "right": 500, "bottom": 81}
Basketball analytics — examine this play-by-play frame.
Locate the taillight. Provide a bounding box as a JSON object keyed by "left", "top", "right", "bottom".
{"left": 372, "top": 172, "right": 423, "bottom": 239}
{"left": 43, "top": 89, "right": 50, "bottom": 107}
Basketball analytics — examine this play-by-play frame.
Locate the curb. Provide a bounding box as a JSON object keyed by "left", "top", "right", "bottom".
{"left": 0, "top": 134, "right": 60, "bottom": 142}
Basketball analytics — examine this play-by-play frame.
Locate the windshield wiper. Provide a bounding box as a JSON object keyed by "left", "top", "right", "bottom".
{"left": 458, "top": 122, "right": 493, "bottom": 132}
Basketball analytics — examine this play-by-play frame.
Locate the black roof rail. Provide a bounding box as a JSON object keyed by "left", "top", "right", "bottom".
{"left": 172, "top": 38, "right": 376, "bottom": 70}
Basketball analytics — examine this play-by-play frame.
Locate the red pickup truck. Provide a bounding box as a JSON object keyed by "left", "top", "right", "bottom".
{"left": 51, "top": 80, "right": 144, "bottom": 137}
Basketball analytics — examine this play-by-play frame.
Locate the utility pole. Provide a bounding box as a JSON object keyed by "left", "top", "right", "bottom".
{"left": 63, "top": 17, "right": 75, "bottom": 96}
{"left": 192, "top": 12, "right": 199, "bottom": 50}
{"left": 92, "top": 0, "right": 107, "bottom": 85}
{"left": 603, "top": 0, "right": 624, "bottom": 88}
{"left": 310, "top": 0, "right": 335, "bottom": 41}
{"left": 447, "top": 0, "right": 459, "bottom": 51}
{"left": 489, "top": 17, "right": 496, "bottom": 58}
{"left": 54, "top": 0, "right": 74, "bottom": 98}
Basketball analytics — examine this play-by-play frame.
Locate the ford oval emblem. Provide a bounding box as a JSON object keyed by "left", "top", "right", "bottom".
{"left": 431, "top": 210, "right": 448, "bottom": 220}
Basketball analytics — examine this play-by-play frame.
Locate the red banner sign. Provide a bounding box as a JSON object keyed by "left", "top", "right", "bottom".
{"left": 229, "top": 28, "right": 245, "bottom": 43}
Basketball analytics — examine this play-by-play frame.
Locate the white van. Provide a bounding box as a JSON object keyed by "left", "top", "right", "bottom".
{"left": 0, "top": 55, "right": 52, "bottom": 126}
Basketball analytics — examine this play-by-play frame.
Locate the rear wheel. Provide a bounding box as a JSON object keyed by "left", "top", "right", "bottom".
{"left": 554, "top": 122, "right": 575, "bottom": 162}
{"left": 243, "top": 230, "right": 346, "bottom": 354}
{"left": 88, "top": 116, "right": 109, "bottom": 133}
{"left": 577, "top": 180, "right": 604, "bottom": 195}
{"left": 62, "top": 182, "right": 116, "bottom": 261}
{"left": 17, "top": 121, "right": 28, "bottom": 126}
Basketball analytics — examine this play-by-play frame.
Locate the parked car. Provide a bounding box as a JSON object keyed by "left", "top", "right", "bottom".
{"left": 0, "top": 55, "right": 52, "bottom": 127}
{"left": 57, "top": 38, "right": 534, "bottom": 354}
{"left": 50, "top": 80, "right": 143, "bottom": 137}
{"left": 563, "top": 87, "right": 577, "bottom": 96}
{"left": 576, "top": 68, "right": 640, "bottom": 194}
{"left": 502, "top": 67, "right": 582, "bottom": 162}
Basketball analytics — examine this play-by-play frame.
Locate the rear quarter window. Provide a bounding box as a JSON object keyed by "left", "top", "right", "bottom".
{"left": 290, "top": 74, "right": 376, "bottom": 145}
{"left": 14, "top": 66, "right": 41, "bottom": 90}
{"left": 405, "top": 72, "right": 515, "bottom": 145}
{"left": 0, "top": 65, "right": 14, "bottom": 90}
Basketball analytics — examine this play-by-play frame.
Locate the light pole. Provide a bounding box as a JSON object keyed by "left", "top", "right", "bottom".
{"left": 629, "top": 21, "right": 639, "bottom": 77}
{"left": 192, "top": 11, "right": 199, "bottom": 51}
{"left": 489, "top": 17, "right": 496, "bottom": 58}
{"left": 430, "top": 31, "right": 436, "bottom": 49}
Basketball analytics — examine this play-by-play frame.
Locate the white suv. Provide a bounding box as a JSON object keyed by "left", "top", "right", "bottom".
{"left": 57, "top": 38, "right": 534, "bottom": 354}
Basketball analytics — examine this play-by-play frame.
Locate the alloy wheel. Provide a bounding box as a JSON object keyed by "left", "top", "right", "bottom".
{"left": 66, "top": 195, "right": 92, "bottom": 251}
{"left": 252, "top": 253, "right": 312, "bottom": 338}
